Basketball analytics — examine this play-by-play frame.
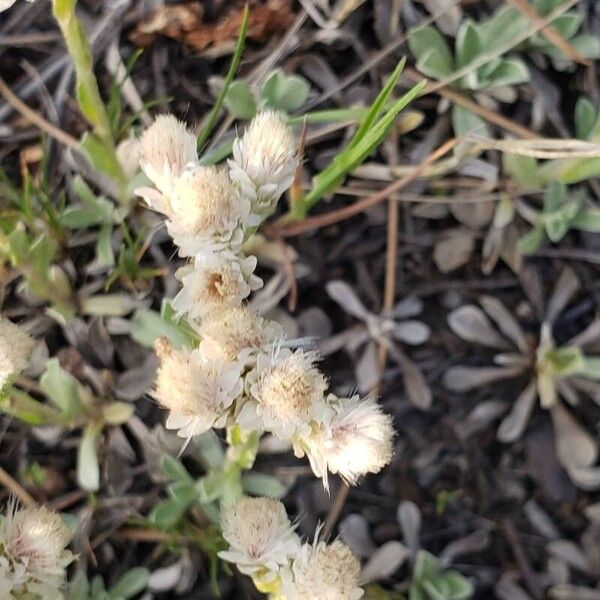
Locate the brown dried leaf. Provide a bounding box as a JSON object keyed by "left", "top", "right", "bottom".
{"left": 131, "top": 0, "right": 295, "bottom": 51}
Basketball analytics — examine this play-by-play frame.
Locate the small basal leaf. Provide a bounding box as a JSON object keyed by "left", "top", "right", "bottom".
{"left": 456, "top": 21, "right": 482, "bottom": 69}
{"left": 260, "top": 69, "right": 310, "bottom": 113}
{"left": 40, "top": 358, "right": 82, "bottom": 417}
{"left": 223, "top": 80, "right": 257, "bottom": 120}
{"left": 130, "top": 308, "right": 191, "bottom": 349}
{"left": 408, "top": 26, "right": 454, "bottom": 79}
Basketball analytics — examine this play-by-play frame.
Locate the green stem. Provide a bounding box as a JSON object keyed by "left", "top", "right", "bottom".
{"left": 1, "top": 387, "right": 65, "bottom": 427}
{"left": 52, "top": 0, "right": 128, "bottom": 201}
{"left": 220, "top": 426, "right": 260, "bottom": 507}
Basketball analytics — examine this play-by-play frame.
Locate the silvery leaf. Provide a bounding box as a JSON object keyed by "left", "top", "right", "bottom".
{"left": 550, "top": 403, "right": 598, "bottom": 470}
{"left": 479, "top": 295, "right": 528, "bottom": 353}
{"left": 546, "top": 267, "right": 580, "bottom": 324}
{"left": 360, "top": 541, "right": 410, "bottom": 583}
{"left": 326, "top": 280, "right": 371, "bottom": 321}
{"left": 444, "top": 365, "right": 524, "bottom": 392}
{"left": 392, "top": 320, "right": 431, "bottom": 345}
{"left": 448, "top": 305, "right": 512, "bottom": 349}
{"left": 497, "top": 379, "right": 537, "bottom": 443}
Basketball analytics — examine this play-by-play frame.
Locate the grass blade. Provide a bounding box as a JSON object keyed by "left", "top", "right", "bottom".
{"left": 197, "top": 6, "right": 249, "bottom": 153}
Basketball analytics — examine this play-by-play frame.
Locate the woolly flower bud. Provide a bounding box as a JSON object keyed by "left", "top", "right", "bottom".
{"left": 154, "top": 338, "right": 243, "bottom": 438}
{"left": 138, "top": 114, "right": 197, "bottom": 204}
{"left": 229, "top": 111, "right": 298, "bottom": 225}
{"left": 198, "top": 306, "right": 282, "bottom": 362}
{"left": 218, "top": 496, "right": 300, "bottom": 579}
{"left": 282, "top": 540, "right": 363, "bottom": 600}
{"left": 295, "top": 394, "right": 394, "bottom": 489}
{"left": 0, "top": 500, "right": 74, "bottom": 598}
{"left": 171, "top": 250, "right": 262, "bottom": 321}
{"left": 0, "top": 318, "right": 35, "bottom": 390}
{"left": 167, "top": 166, "right": 250, "bottom": 257}
{"left": 238, "top": 348, "right": 330, "bottom": 439}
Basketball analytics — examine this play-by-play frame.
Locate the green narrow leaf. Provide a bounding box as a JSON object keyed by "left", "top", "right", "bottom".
{"left": 518, "top": 222, "right": 546, "bottom": 254}
{"left": 575, "top": 97, "right": 598, "bottom": 140}
{"left": 197, "top": 6, "right": 249, "bottom": 152}
{"left": 162, "top": 454, "right": 193, "bottom": 482}
{"left": 108, "top": 568, "right": 149, "bottom": 599}
{"left": 571, "top": 207, "right": 600, "bottom": 232}
{"left": 349, "top": 58, "right": 407, "bottom": 153}
{"left": 296, "top": 79, "right": 426, "bottom": 217}
{"left": 80, "top": 132, "right": 125, "bottom": 184}
{"left": 149, "top": 497, "right": 189, "bottom": 529}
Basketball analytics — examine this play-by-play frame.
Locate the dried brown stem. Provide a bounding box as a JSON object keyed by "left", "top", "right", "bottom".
{"left": 0, "top": 75, "right": 78, "bottom": 149}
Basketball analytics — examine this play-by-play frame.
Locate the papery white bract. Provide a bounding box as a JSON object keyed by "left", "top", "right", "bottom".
{"left": 281, "top": 539, "right": 363, "bottom": 600}
{"left": 229, "top": 111, "right": 298, "bottom": 225}
{"left": 167, "top": 166, "right": 249, "bottom": 257}
{"left": 218, "top": 496, "right": 300, "bottom": 579}
{"left": 0, "top": 500, "right": 74, "bottom": 599}
{"left": 153, "top": 338, "right": 243, "bottom": 438}
{"left": 171, "top": 250, "right": 262, "bottom": 321}
{"left": 294, "top": 394, "right": 394, "bottom": 489}
{"left": 198, "top": 305, "right": 282, "bottom": 362}
{"left": 0, "top": 318, "right": 35, "bottom": 390}
{"left": 239, "top": 348, "right": 330, "bottom": 439}
{"left": 138, "top": 114, "right": 197, "bottom": 201}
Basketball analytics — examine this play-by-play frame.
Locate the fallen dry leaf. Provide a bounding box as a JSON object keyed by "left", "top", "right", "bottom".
{"left": 131, "top": 0, "right": 295, "bottom": 51}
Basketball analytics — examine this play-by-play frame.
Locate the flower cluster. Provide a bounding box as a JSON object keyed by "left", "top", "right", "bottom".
{"left": 219, "top": 496, "right": 363, "bottom": 599}
{"left": 138, "top": 111, "right": 394, "bottom": 489}
{"left": 0, "top": 317, "right": 35, "bottom": 391}
{"left": 0, "top": 500, "right": 74, "bottom": 599}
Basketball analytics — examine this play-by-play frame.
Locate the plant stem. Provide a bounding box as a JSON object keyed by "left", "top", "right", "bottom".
{"left": 220, "top": 426, "right": 260, "bottom": 507}
{"left": 52, "top": 0, "right": 128, "bottom": 201}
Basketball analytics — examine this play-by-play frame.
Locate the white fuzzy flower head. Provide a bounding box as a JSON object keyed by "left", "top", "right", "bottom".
{"left": 138, "top": 114, "right": 197, "bottom": 202}
{"left": 218, "top": 496, "right": 300, "bottom": 579}
{"left": 198, "top": 306, "right": 282, "bottom": 362}
{"left": 0, "top": 318, "right": 35, "bottom": 390}
{"left": 0, "top": 0, "right": 34, "bottom": 12}
{"left": 239, "top": 348, "right": 330, "bottom": 439}
{"left": 0, "top": 500, "right": 74, "bottom": 599}
{"left": 166, "top": 166, "right": 249, "bottom": 256}
{"left": 172, "top": 250, "right": 262, "bottom": 321}
{"left": 229, "top": 111, "right": 298, "bottom": 225}
{"left": 283, "top": 540, "right": 363, "bottom": 600}
{"left": 154, "top": 338, "right": 243, "bottom": 438}
{"left": 296, "top": 394, "right": 394, "bottom": 489}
